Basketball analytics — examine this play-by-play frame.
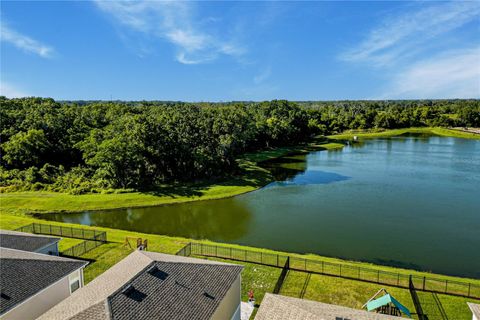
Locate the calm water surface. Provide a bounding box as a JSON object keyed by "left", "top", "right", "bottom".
{"left": 42, "top": 135, "right": 480, "bottom": 277}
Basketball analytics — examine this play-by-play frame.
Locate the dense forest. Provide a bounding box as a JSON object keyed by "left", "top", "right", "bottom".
{"left": 1, "top": 97, "right": 479, "bottom": 193}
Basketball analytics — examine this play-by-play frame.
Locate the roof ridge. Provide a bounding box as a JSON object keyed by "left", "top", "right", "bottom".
{"left": 0, "top": 229, "right": 61, "bottom": 240}
{"left": 0, "top": 247, "right": 88, "bottom": 265}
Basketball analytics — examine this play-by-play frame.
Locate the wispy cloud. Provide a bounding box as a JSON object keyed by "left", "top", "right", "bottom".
{"left": 341, "top": 1, "right": 480, "bottom": 66}
{"left": 1, "top": 22, "right": 54, "bottom": 58}
{"left": 253, "top": 66, "right": 272, "bottom": 85}
{"left": 381, "top": 47, "right": 480, "bottom": 99}
{"left": 94, "top": 1, "right": 245, "bottom": 64}
{"left": 0, "top": 81, "right": 29, "bottom": 98}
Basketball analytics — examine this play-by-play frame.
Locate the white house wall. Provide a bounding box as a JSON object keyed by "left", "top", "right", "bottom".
{"left": 211, "top": 275, "right": 242, "bottom": 320}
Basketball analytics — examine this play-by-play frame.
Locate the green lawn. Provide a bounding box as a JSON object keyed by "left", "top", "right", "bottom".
{"left": 57, "top": 237, "right": 85, "bottom": 251}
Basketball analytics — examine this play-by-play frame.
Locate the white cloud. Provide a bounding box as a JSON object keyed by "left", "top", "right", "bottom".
{"left": 342, "top": 1, "right": 480, "bottom": 66}
{"left": 94, "top": 1, "right": 245, "bottom": 64}
{"left": 1, "top": 23, "right": 54, "bottom": 58}
{"left": 0, "top": 81, "right": 29, "bottom": 98}
{"left": 382, "top": 47, "right": 480, "bottom": 99}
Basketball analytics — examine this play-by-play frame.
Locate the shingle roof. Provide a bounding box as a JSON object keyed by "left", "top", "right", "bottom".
{"left": 38, "top": 250, "right": 243, "bottom": 320}
{"left": 0, "top": 248, "right": 88, "bottom": 316}
{"left": 255, "top": 294, "right": 403, "bottom": 320}
{"left": 0, "top": 229, "right": 60, "bottom": 252}
{"left": 109, "top": 261, "right": 242, "bottom": 320}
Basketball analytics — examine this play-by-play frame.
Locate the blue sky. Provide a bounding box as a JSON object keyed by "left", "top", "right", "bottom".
{"left": 1, "top": 1, "right": 479, "bottom": 101}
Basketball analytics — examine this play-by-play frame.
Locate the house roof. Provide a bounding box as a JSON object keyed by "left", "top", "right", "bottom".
{"left": 0, "top": 229, "right": 60, "bottom": 252}
{"left": 0, "top": 248, "right": 88, "bottom": 316}
{"left": 38, "top": 250, "right": 243, "bottom": 320}
{"left": 366, "top": 294, "right": 410, "bottom": 317}
{"left": 468, "top": 303, "right": 480, "bottom": 318}
{"left": 255, "top": 294, "right": 404, "bottom": 320}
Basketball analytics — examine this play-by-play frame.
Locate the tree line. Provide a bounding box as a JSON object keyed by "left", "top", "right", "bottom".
{"left": 1, "top": 97, "right": 478, "bottom": 193}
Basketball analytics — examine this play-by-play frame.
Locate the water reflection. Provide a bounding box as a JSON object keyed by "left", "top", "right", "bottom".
{"left": 43, "top": 199, "right": 253, "bottom": 241}
{"left": 267, "top": 170, "right": 350, "bottom": 187}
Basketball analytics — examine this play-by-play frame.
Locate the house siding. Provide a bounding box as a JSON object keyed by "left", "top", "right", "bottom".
{"left": 210, "top": 274, "right": 242, "bottom": 320}
{"left": 0, "top": 269, "right": 82, "bottom": 320}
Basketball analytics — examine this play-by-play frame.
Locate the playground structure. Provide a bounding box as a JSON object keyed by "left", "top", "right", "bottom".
{"left": 124, "top": 237, "right": 148, "bottom": 250}
{"left": 363, "top": 288, "right": 411, "bottom": 317}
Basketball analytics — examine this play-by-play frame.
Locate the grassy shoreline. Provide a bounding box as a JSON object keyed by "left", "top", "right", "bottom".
{"left": 328, "top": 127, "right": 480, "bottom": 140}
{"left": 0, "top": 140, "right": 343, "bottom": 215}
{"left": 1, "top": 127, "right": 478, "bottom": 216}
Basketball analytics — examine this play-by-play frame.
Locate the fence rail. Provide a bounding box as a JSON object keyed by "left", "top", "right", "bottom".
{"left": 176, "top": 242, "right": 480, "bottom": 300}
{"left": 62, "top": 239, "right": 105, "bottom": 257}
{"left": 15, "top": 223, "right": 107, "bottom": 242}
{"left": 14, "top": 223, "right": 107, "bottom": 258}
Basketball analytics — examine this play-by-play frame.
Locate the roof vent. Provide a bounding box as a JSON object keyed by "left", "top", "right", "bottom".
{"left": 121, "top": 285, "right": 147, "bottom": 302}
{"left": 148, "top": 265, "right": 169, "bottom": 280}
{"left": 0, "top": 292, "right": 10, "bottom": 300}
{"left": 203, "top": 292, "right": 215, "bottom": 300}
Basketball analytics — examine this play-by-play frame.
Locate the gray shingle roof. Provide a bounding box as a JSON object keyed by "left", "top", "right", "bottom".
{"left": 0, "top": 229, "right": 60, "bottom": 252}
{"left": 108, "top": 261, "right": 243, "bottom": 320}
{"left": 255, "top": 294, "right": 403, "bottom": 320}
{"left": 0, "top": 248, "right": 87, "bottom": 316}
{"left": 38, "top": 250, "right": 243, "bottom": 320}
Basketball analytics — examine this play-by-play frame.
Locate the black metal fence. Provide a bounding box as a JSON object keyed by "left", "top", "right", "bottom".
{"left": 62, "top": 239, "right": 105, "bottom": 257}
{"left": 273, "top": 257, "right": 290, "bottom": 294}
{"left": 15, "top": 223, "right": 107, "bottom": 242}
{"left": 176, "top": 242, "right": 480, "bottom": 300}
{"left": 14, "top": 223, "right": 107, "bottom": 258}
{"left": 409, "top": 276, "right": 427, "bottom": 320}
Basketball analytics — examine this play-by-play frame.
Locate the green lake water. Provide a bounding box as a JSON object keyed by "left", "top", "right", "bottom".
{"left": 41, "top": 134, "right": 480, "bottom": 278}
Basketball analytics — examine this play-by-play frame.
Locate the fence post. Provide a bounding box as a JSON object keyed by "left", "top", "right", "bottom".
{"left": 322, "top": 261, "right": 324, "bottom": 273}
{"left": 244, "top": 249, "right": 247, "bottom": 261}
{"left": 261, "top": 252, "right": 263, "bottom": 264}
{"left": 230, "top": 247, "right": 232, "bottom": 259}
{"left": 468, "top": 283, "right": 471, "bottom": 297}
{"left": 304, "top": 259, "right": 307, "bottom": 271}
{"left": 215, "top": 245, "right": 218, "bottom": 257}
{"left": 82, "top": 229, "right": 85, "bottom": 239}
{"left": 445, "top": 280, "right": 448, "bottom": 293}
{"left": 83, "top": 241, "right": 87, "bottom": 253}
{"left": 397, "top": 273, "right": 400, "bottom": 286}
{"left": 422, "top": 277, "right": 426, "bottom": 290}
{"left": 276, "top": 254, "right": 279, "bottom": 267}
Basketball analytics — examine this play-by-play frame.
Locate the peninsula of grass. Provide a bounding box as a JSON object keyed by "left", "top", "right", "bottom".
{"left": 328, "top": 127, "right": 480, "bottom": 140}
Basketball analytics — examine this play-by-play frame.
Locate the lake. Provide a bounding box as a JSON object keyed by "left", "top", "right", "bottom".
{"left": 41, "top": 134, "right": 480, "bottom": 278}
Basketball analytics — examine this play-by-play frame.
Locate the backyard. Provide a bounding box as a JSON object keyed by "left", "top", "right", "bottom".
{"left": 3, "top": 214, "right": 478, "bottom": 319}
